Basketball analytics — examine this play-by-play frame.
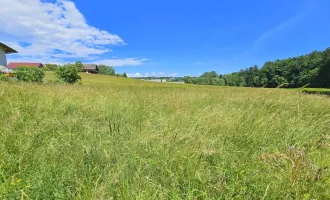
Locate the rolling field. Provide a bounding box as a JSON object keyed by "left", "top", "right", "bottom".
{"left": 1, "top": 74, "right": 330, "bottom": 199}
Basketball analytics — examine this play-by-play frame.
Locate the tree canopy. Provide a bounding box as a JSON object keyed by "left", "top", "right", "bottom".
{"left": 44, "top": 64, "right": 58, "bottom": 71}
{"left": 74, "top": 61, "right": 84, "bottom": 72}
{"left": 184, "top": 47, "right": 330, "bottom": 88}
{"left": 98, "top": 65, "right": 116, "bottom": 75}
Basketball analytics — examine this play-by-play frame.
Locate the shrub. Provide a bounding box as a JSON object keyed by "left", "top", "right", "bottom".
{"left": 116, "top": 72, "right": 128, "bottom": 78}
{"left": 0, "top": 74, "right": 9, "bottom": 81}
{"left": 302, "top": 88, "right": 330, "bottom": 96}
{"left": 44, "top": 64, "right": 59, "bottom": 71}
{"left": 56, "top": 64, "right": 81, "bottom": 84}
{"left": 15, "top": 67, "right": 45, "bottom": 83}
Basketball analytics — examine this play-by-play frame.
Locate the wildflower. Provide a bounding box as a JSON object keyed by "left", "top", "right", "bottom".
{"left": 16, "top": 179, "right": 22, "bottom": 183}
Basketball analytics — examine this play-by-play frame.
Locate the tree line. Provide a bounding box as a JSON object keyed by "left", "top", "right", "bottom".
{"left": 44, "top": 61, "right": 127, "bottom": 78}
{"left": 1, "top": 61, "right": 127, "bottom": 84}
{"left": 184, "top": 47, "right": 330, "bottom": 88}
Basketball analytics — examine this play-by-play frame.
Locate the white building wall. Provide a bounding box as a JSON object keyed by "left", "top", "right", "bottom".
{"left": 146, "top": 79, "right": 167, "bottom": 82}
{"left": 0, "top": 47, "right": 7, "bottom": 67}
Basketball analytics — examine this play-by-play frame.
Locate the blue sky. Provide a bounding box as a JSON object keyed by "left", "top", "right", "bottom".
{"left": 1, "top": 0, "right": 330, "bottom": 77}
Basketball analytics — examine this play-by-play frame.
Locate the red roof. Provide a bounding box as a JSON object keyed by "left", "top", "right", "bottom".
{"left": 8, "top": 62, "right": 44, "bottom": 69}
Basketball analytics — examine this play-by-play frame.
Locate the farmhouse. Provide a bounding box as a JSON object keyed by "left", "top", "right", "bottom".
{"left": 146, "top": 79, "right": 167, "bottom": 83}
{"left": 8, "top": 62, "right": 44, "bottom": 70}
{"left": 83, "top": 64, "right": 99, "bottom": 73}
{"left": 0, "top": 42, "right": 18, "bottom": 67}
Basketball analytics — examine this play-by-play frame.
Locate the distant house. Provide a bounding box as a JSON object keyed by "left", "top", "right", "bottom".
{"left": 83, "top": 64, "right": 99, "bottom": 73}
{"left": 8, "top": 62, "right": 44, "bottom": 70}
{"left": 146, "top": 79, "right": 167, "bottom": 83}
{"left": 0, "top": 42, "right": 18, "bottom": 68}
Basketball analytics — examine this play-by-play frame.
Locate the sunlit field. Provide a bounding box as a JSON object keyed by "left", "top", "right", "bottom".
{"left": 1, "top": 73, "right": 330, "bottom": 199}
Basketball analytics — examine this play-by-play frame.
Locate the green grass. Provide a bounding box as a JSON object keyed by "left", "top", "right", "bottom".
{"left": 1, "top": 74, "right": 330, "bottom": 199}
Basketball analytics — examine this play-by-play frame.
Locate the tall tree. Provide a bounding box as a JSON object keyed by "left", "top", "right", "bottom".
{"left": 75, "top": 61, "right": 84, "bottom": 72}
{"left": 98, "top": 65, "right": 116, "bottom": 75}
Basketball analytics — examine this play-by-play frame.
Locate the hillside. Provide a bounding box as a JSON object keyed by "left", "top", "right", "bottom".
{"left": 45, "top": 72, "right": 189, "bottom": 87}
{"left": 1, "top": 76, "right": 330, "bottom": 199}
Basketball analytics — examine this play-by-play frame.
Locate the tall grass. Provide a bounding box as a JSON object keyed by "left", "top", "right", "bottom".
{"left": 1, "top": 74, "right": 330, "bottom": 199}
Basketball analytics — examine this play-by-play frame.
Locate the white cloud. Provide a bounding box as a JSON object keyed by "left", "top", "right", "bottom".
{"left": 168, "top": 73, "right": 178, "bottom": 77}
{"left": 7, "top": 56, "right": 63, "bottom": 65}
{"left": 0, "top": 0, "right": 146, "bottom": 64}
{"left": 94, "top": 58, "right": 148, "bottom": 67}
{"left": 127, "top": 72, "right": 143, "bottom": 78}
{"left": 127, "top": 72, "right": 142, "bottom": 78}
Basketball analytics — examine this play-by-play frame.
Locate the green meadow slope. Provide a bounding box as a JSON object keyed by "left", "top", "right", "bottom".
{"left": 1, "top": 74, "right": 330, "bottom": 199}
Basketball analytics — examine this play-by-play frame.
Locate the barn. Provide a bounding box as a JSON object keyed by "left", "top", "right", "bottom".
{"left": 8, "top": 62, "right": 44, "bottom": 70}
{"left": 0, "top": 42, "right": 18, "bottom": 67}
{"left": 83, "top": 64, "right": 99, "bottom": 73}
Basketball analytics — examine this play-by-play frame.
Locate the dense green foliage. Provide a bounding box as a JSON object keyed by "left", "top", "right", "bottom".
{"left": 98, "top": 64, "right": 116, "bottom": 75}
{"left": 116, "top": 72, "right": 128, "bottom": 78}
{"left": 185, "top": 47, "right": 330, "bottom": 88}
{"left": 15, "top": 67, "right": 45, "bottom": 83}
{"left": 0, "top": 74, "right": 9, "bottom": 81}
{"left": 56, "top": 64, "right": 81, "bottom": 84}
{"left": 74, "top": 61, "right": 84, "bottom": 72}
{"left": 302, "top": 88, "right": 330, "bottom": 96}
{"left": 1, "top": 75, "right": 330, "bottom": 199}
{"left": 43, "top": 64, "right": 58, "bottom": 71}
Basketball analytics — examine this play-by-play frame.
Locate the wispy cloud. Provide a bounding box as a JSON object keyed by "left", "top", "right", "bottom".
{"left": 168, "top": 73, "right": 179, "bottom": 76}
{"left": 93, "top": 58, "right": 148, "bottom": 67}
{"left": 239, "top": 0, "right": 318, "bottom": 57}
{"left": 7, "top": 56, "right": 64, "bottom": 65}
{"left": 252, "top": 16, "right": 299, "bottom": 49}
{"left": 0, "top": 0, "right": 147, "bottom": 66}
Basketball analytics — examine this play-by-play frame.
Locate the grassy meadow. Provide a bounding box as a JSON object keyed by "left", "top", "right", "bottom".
{"left": 1, "top": 73, "right": 330, "bottom": 199}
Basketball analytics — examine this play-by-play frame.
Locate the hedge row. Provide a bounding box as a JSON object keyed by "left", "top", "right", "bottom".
{"left": 302, "top": 88, "right": 330, "bottom": 96}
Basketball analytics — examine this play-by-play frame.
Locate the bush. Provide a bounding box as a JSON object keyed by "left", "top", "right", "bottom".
{"left": 302, "top": 88, "right": 330, "bottom": 96}
{"left": 15, "top": 67, "right": 45, "bottom": 83}
{"left": 116, "top": 72, "right": 127, "bottom": 78}
{"left": 56, "top": 64, "right": 81, "bottom": 84}
{"left": 43, "top": 64, "right": 58, "bottom": 71}
{"left": 0, "top": 74, "right": 9, "bottom": 81}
